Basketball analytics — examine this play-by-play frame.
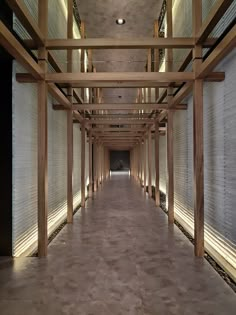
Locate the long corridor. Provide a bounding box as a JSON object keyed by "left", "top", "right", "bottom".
{"left": 0, "top": 173, "right": 236, "bottom": 315}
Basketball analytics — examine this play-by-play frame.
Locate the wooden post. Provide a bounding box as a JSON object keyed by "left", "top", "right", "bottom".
{"left": 154, "top": 20, "right": 160, "bottom": 206}
{"left": 167, "top": 0, "right": 174, "bottom": 224}
{"left": 67, "top": 0, "right": 73, "bottom": 223}
{"left": 155, "top": 120, "right": 160, "bottom": 206}
{"left": 80, "top": 21, "right": 85, "bottom": 101}
{"left": 167, "top": 110, "right": 174, "bottom": 223}
{"left": 89, "top": 130, "right": 93, "bottom": 196}
{"left": 147, "top": 48, "right": 152, "bottom": 102}
{"left": 140, "top": 142, "right": 143, "bottom": 186}
{"left": 38, "top": 0, "right": 48, "bottom": 257}
{"left": 81, "top": 122, "right": 85, "bottom": 207}
{"left": 193, "top": 0, "right": 204, "bottom": 257}
{"left": 148, "top": 128, "right": 152, "bottom": 197}
{"left": 154, "top": 20, "right": 159, "bottom": 100}
{"left": 93, "top": 140, "right": 97, "bottom": 192}
{"left": 143, "top": 138, "right": 147, "bottom": 191}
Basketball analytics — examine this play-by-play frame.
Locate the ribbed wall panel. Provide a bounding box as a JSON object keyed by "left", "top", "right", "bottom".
{"left": 151, "top": 139, "right": 156, "bottom": 187}
{"left": 12, "top": 62, "right": 38, "bottom": 257}
{"left": 47, "top": 97, "right": 67, "bottom": 235}
{"left": 159, "top": 135, "right": 167, "bottom": 194}
{"left": 85, "top": 134, "right": 90, "bottom": 191}
{"left": 73, "top": 124, "right": 82, "bottom": 209}
{"left": 173, "top": 49, "right": 236, "bottom": 279}
{"left": 12, "top": 0, "right": 85, "bottom": 256}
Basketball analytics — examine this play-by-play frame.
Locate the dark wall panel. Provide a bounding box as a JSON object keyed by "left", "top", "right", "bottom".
{"left": 110, "top": 151, "right": 130, "bottom": 171}
{"left": 0, "top": 2, "right": 13, "bottom": 255}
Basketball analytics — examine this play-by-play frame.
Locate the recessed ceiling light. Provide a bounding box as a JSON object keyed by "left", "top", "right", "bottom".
{"left": 116, "top": 19, "right": 126, "bottom": 25}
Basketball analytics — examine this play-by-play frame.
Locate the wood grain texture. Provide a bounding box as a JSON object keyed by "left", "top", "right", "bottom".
{"left": 81, "top": 123, "right": 86, "bottom": 207}
{"left": 193, "top": 0, "right": 204, "bottom": 257}
{"left": 155, "top": 121, "right": 160, "bottom": 206}
{"left": 37, "top": 0, "right": 48, "bottom": 257}
{"left": 67, "top": 0, "right": 73, "bottom": 224}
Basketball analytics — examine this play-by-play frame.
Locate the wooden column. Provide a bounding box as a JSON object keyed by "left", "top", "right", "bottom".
{"left": 154, "top": 20, "right": 159, "bottom": 101}
{"left": 67, "top": 0, "right": 73, "bottom": 223}
{"left": 140, "top": 142, "right": 143, "bottom": 186}
{"left": 80, "top": 21, "right": 85, "bottom": 100}
{"left": 93, "top": 140, "right": 98, "bottom": 192}
{"left": 81, "top": 122, "right": 85, "bottom": 207}
{"left": 88, "top": 130, "right": 93, "bottom": 197}
{"left": 97, "top": 142, "right": 101, "bottom": 185}
{"left": 148, "top": 128, "right": 152, "bottom": 197}
{"left": 167, "top": 110, "right": 174, "bottom": 223}
{"left": 143, "top": 138, "right": 147, "bottom": 191}
{"left": 147, "top": 48, "right": 152, "bottom": 102}
{"left": 193, "top": 0, "right": 204, "bottom": 257}
{"left": 38, "top": 0, "right": 48, "bottom": 257}
{"left": 155, "top": 120, "right": 160, "bottom": 206}
{"left": 154, "top": 20, "right": 160, "bottom": 206}
{"left": 167, "top": 0, "right": 174, "bottom": 224}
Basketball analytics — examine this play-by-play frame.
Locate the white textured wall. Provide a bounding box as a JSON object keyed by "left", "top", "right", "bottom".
{"left": 47, "top": 96, "right": 67, "bottom": 236}
{"left": 173, "top": 49, "right": 236, "bottom": 280}
{"left": 159, "top": 134, "right": 167, "bottom": 194}
{"left": 12, "top": 63, "right": 38, "bottom": 257}
{"left": 73, "top": 124, "right": 82, "bottom": 209}
{"left": 12, "top": 0, "right": 85, "bottom": 256}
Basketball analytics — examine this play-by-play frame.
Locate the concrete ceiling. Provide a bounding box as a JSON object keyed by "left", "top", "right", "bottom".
{"left": 77, "top": 0, "right": 162, "bottom": 103}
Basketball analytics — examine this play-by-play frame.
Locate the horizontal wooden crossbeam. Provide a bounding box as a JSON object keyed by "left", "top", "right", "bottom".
{"left": 45, "top": 38, "right": 195, "bottom": 50}
{"left": 45, "top": 72, "right": 194, "bottom": 84}
{"left": 53, "top": 103, "right": 187, "bottom": 111}
{"left": 86, "top": 119, "right": 155, "bottom": 125}
{"left": 91, "top": 127, "right": 149, "bottom": 132}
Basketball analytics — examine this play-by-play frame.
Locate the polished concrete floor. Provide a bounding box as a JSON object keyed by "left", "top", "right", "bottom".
{"left": 1, "top": 173, "right": 236, "bottom": 314}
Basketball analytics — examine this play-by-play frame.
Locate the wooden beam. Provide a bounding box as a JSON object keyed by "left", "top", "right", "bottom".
{"left": 91, "top": 127, "right": 147, "bottom": 132}
{"left": 0, "top": 21, "right": 43, "bottom": 79}
{"left": 16, "top": 72, "right": 224, "bottom": 87}
{"left": 167, "top": 0, "right": 174, "bottom": 224}
{"left": 67, "top": 0, "right": 73, "bottom": 224}
{"left": 37, "top": 0, "right": 48, "bottom": 258}
{"left": 47, "top": 83, "right": 71, "bottom": 109}
{"left": 196, "top": 0, "right": 234, "bottom": 44}
{"left": 53, "top": 103, "right": 187, "bottom": 111}
{"left": 45, "top": 37, "right": 196, "bottom": 50}
{"left": 170, "top": 82, "right": 193, "bottom": 108}
{"left": 6, "top": 0, "right": 44, "bottom": 45}
{"left": 81, "top": 122, "right": 86, "bottom": 207}
{"left": 198, "top": 25, "right": 236, "bottom": 79}
{"left": 45, "top": 72, "right": 195, "bottom": 84}
{"left": 93, "top": 141, "right": 98, "bottom": 192}
{"left": 89, "top": 131, "right": 93, "bottom": 197}
{"left": 86, "top": 119, "right": 155, "bottom": 125}
{"left": 143, "top": 138, "right": 147, "bottom": 190}
{"left": 148, "top": 128, "right": 152, "bottom": 197}
{"left": 167, "top": 110, "right": 174, "bottom": 224}
{"left": 155, "top": 120, "right": 160, "bottom": 206}
{"left": 193, "top": 0, "right": 204, "bottom": 257}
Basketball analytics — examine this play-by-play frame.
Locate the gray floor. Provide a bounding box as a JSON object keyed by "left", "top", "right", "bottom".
{"left": 1, "top": 173, "right": 236, "bottom": 315}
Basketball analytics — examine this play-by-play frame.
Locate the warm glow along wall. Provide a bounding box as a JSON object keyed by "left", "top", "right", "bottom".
{"left": 12, "top": 0, "right": 89, "bottom": 257}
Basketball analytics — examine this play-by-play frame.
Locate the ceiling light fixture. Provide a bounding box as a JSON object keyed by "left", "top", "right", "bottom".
{"left": 116, "top": 18, "right": 126, "bottom": 25}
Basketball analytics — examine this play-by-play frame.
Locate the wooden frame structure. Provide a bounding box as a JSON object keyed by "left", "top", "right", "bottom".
{"left": 1, "top": 0, "right": 235, "bottom": 257}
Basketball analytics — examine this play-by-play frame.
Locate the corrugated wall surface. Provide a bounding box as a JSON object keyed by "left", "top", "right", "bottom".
{"left": 170, "top": 0, "right": 236, "bottom": 278}
{"left": 73, "top": 124, "right": 82, "bottom": 210}
{"left": 12, "top": 64, "right": 38, "bottom": 257}
{"left": 159, "top": 135, "right": 167, "bottom": 194}
{"left": 12, "top": 0, "right": 86, "bottom": 256}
